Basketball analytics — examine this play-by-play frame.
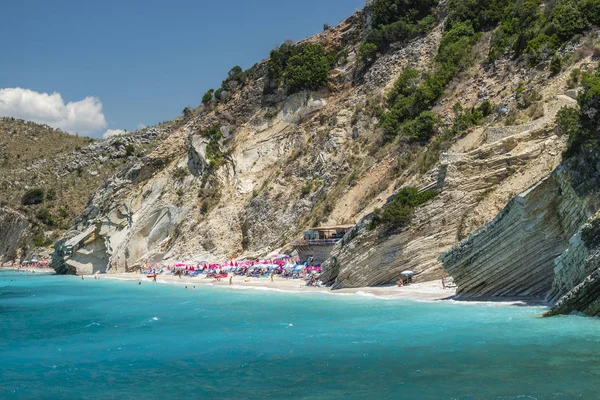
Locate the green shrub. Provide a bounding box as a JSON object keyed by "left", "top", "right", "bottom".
{"left": 489, "top": 0, "right": 600, "bottom": 63}
{"left": 358, "top": 43, "right": 378, "bottom": 63}
{"left": 361, "top": 0, "right": 437, "bottom": 62}
{"left": 449, "top": 103, "right": 485, "bottom": 135}
{"left": 447, "top": 0, "right": 508, "bottom": 31}
{"left": 556, "top": 106, "right": 581, "bottom": 137}
{"left": 381, "top": 21, "right": 480, "bottom": 141}
{"left": 21, "top": 188, "right": 45, "bottom": 206}
{"left": 284, "top": 43, "right": 331, "bottom": 94}
{"left": 201, "top": 125, "right": 225, "bottom": 169}
{"left": 300, "top": 181, "right": 313, "bottom": 196}
{"left": 267, "top": 42, "right": 332, "bottom": 94}
{"left": 478, "top": 100, "right": 494, "bottom": 117}
{"left": 36, "top": 208, "right": 56, "bottom": 227}
{"left": 214, "top": 88, "right": 224, "bottom": 102}
{"left": 550, "top": 55, "right": 563, "bottom": 75}
{"left": 374, "top": 187, "right": 438, "bottom": 228}
{"left": 402, "top": 111, "right": 437, "bottom": 142}
{"left": 125, "top": 144, "right": 135, "bottom": 157}
{"left": 202, "top": 89, "right": 214, "bottom": 104}
{"left": 552, "top": 1, "right": 588, "bottom": 41}
{"left": 221, "top": 66, "right": 249, "bottom": 92}
{"left": 32, "top": 232, "right": 52, "bottom": 247}
{"left": 567, "top": 68, "right": 581, "bottom": 88}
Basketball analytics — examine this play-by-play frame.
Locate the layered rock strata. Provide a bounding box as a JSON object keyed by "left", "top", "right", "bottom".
{"left": 440, "top": 170, "right": 589, "bottom": 299}
{"left": 323, "top": 122, "right": 567, "bottom": 289}
{"left": 544, "top": 213, "right": 600, "bottom": 316}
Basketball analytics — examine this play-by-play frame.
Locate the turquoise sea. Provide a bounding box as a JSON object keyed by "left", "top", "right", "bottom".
{"left": 1, "top": 270, "right": 600, "bottom": 400}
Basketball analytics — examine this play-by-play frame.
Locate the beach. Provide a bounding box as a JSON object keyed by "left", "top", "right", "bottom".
{"left": 106, "top": 271, "right": 457, "bottom": 300}
{"left": 4, "top": 266, "right": 546, "bottom": 305}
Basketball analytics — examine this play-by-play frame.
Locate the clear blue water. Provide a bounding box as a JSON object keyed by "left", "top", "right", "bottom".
{"left": 1, "top": 270, "right": 600, "bottom": 400}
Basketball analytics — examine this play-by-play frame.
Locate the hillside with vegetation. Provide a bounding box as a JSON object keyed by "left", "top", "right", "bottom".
{"left": 0, "top": 118, "right": 172, "bottom": 261}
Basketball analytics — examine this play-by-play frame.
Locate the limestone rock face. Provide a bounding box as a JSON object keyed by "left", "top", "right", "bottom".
{"left": 440, "top": 171, "right": 589, "bottom": 299}
{"left": 0, "top": 207, "right": 29, "bottom": 263}
{"left": 545, "top": 266, "right": 600, "bottom": 317}
{"left": 544, "top": 213, "right": 600, "bottom": 316}
{"left": 323, "top": 121, "right": 568, "bottom": 289}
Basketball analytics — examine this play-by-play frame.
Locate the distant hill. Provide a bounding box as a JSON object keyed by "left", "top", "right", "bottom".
{"left": 0, "top": 117, "right": 172, "bottom": 257}
{"left": 0, "top": 118, "right": 93, "bottom": 168}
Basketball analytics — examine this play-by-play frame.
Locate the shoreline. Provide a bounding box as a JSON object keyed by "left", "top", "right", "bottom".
{"left": 1, "top": 267, "right": 545, "bottom": 306}
{"left": 108, "top": 271, "right": 459, "bottom": 301}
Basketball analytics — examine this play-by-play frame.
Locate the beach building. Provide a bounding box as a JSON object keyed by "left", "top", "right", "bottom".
{"left": 291, "top": 225, "right": 354, "bottom": 265}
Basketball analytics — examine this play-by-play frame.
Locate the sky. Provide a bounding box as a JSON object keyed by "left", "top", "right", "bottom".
{"left": 0, "top": 0, "right": 365, "bottom": 138}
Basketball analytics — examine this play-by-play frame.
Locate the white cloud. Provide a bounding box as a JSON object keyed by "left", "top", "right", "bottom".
{"left": 0, "top": 87, "right": 108, "bottom": 136}
{"left": 136, "top": 122, "right": 146, "bottom": 130}
{"left": 103, "top": 129, "right": 126, "bottom": 139}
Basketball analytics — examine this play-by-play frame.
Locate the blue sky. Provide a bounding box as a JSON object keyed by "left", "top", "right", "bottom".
{"left": 0, "top": 0, "right": 365, "bottom": 138}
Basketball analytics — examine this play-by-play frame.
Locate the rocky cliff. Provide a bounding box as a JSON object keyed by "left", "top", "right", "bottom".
{"left": 441, "top": 169, "right": 590, "bottom": 299}
{"left": 439, "top": 49, "right": 600, "bottom": 314}
{"left": 0, "top": 207, "right": 30, "bottom": 264}
{"left": 322, "top": 100, "right": 572, "bottom": 288}
{"left": 544, "top": 212, "right": 600, "bottom": 316}
{"left": 0, "top": 117, "right": 170, "bottom": 263}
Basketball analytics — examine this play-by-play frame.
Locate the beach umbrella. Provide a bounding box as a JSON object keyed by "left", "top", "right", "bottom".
{"left": 401, "top": 270, "right": 414, "bottom": 284}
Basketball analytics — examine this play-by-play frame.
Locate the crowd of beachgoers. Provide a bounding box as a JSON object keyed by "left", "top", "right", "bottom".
{"left": 141, "top": 256, "right": 324, "bottom": 287}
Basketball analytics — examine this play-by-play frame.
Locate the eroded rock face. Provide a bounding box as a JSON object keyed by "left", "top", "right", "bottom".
{"left": 323, "top": 122, "right": 567, "bottom": 289}
{"left": 441, "top": 171, "right": 589, "bottom": 299}
{"left": 0, "top": 207, "right": 29, "bottom": 263}
{"left": 544, "top": 213, "right": 600, "bottom": 316}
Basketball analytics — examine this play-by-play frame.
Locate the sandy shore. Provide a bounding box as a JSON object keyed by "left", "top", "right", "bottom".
{"left": 2, "top": 267, "right": 544, "bottom": 305}
{"left": 106, "top": 272, "right": 457, "bottom": 300}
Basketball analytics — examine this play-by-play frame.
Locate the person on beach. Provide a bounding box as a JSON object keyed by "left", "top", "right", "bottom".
{"left": 153, "top": 274, "right": 157, "bottom": 282}
{"left": 270, "top": 274, "right": 274, "bottom": 283}
{"left": 81, "top": 275, "right": 84, "bottom": 280}
{"left": 229, "top": 275, "right": 233, "bottom": 285}
{"left": 397, "top": 279, "right": 403, "bottom": 287}
{"left": 441, "top": 271, "right": 446, "bottom": 289}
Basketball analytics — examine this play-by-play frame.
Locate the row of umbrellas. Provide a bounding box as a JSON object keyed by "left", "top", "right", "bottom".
{"left": 144, "top": 254, "right": 305, "bottom": 272}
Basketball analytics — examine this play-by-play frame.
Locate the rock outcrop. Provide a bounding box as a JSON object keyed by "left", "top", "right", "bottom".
{"left": 0, "top": 207, "right": 30, "bottom": 263}
{"left": 323, "top": 115, "right": 569, "bottom": 288}
{"left": 544, "top": 213, "right": 600, "bottom": 316}
{"left": 440, "top": 170, "right": 589, "bottom": 299}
